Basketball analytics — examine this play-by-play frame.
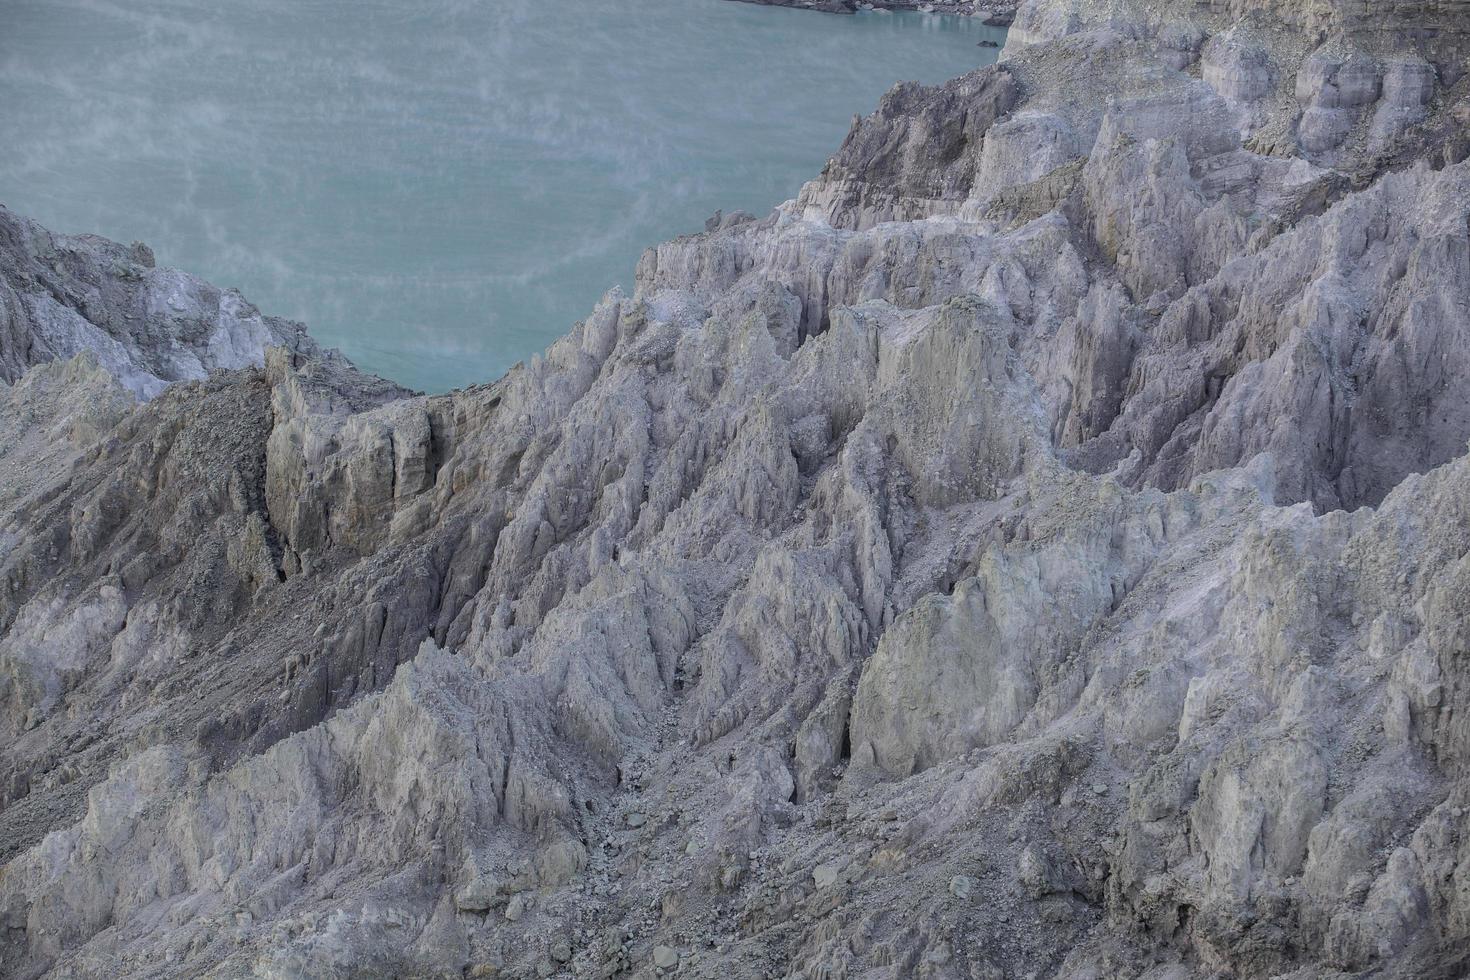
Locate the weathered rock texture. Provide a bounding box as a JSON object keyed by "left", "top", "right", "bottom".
{"left": 0, "top": 206, "right": 332, "bottom": 400}
{"left": 2, "top": 0, "right": 1469, "bottom": 977}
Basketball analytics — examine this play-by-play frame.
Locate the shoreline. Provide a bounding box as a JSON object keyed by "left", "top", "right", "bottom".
{"left": 724, "top": 0, "right": 1017, "bottom": 26}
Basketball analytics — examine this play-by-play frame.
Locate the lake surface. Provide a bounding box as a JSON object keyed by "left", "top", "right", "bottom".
{"left": 0, "top": 0, "right": 1004, "bottom": 392}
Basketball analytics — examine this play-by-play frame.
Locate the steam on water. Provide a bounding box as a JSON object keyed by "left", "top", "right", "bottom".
{"left": 0, "top": 0, "right": 1003, "bottom": 393}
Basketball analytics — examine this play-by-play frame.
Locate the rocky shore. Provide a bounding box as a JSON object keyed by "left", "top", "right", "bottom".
{"left": 2, "top": 0, "right": 1469, "bottom": 977}
{"left": 727, "top": 0, "right": 1018, "bottom": 27}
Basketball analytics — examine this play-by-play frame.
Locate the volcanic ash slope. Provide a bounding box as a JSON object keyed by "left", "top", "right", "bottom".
{"left": 1, "top": 0, "right": 1470, "bottom": 977}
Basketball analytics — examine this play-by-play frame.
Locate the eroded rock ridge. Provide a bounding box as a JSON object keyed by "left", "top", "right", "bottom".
{"left": 1, "top": 0, "right": 1469, "bottom": 977}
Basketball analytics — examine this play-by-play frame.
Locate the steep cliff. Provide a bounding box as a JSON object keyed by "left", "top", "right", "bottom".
{"left": 1, "top": 0, "right": 1468, "bottom": 978}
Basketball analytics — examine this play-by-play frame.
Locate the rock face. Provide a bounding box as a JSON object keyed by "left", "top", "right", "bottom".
{"left": 2, "top": 0, "right": 1470, "bottom": 977}
{"left": 0, "top": 206, "right": 332, "bottom": 400}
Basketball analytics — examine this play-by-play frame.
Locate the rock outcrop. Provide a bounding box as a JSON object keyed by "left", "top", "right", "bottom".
{"left": 2, "top": 0, "right": 1469, "bottom": 977}
{"left": 0, "top": 206, "right": 335, "bottom": 400}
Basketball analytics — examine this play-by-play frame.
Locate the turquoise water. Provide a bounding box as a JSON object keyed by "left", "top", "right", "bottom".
{"left": 0, "top": 0, "right": 1003, "bottom": 392}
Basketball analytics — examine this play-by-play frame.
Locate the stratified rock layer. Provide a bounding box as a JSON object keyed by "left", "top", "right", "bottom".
{"left": 1, "top": 0, "right": 1469, "bottom": 977}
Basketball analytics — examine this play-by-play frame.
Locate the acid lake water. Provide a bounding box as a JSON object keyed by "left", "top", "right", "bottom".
{"left": 0, "top": 0, "right": 1004, "bottom": 393}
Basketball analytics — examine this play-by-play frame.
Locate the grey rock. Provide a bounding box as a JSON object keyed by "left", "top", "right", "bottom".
{"left": 0, "top": 205, "right": 341, "bottom": 400}
{"left": 813, "top": 860, "right": 846, "bottom": 890}
{"left": 1, "top": 0, "right": 1469, "bottom": 978}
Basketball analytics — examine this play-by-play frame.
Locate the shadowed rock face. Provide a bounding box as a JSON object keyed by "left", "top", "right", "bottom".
{"left": 1, "top": 0, "right": 1469, "bottom": 978}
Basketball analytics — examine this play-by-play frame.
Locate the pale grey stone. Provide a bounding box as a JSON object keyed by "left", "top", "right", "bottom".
{"left": 0, "top": 1, "right": 1468, "bottom": 978}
